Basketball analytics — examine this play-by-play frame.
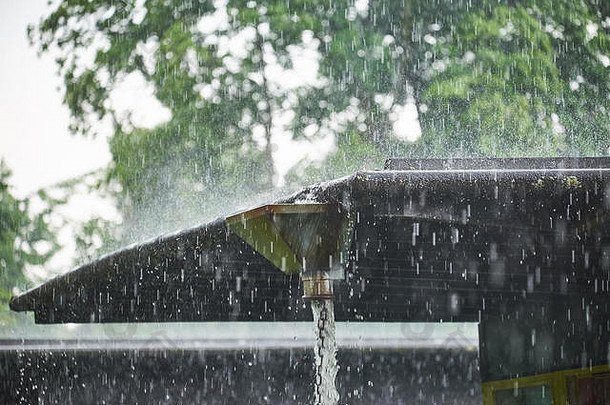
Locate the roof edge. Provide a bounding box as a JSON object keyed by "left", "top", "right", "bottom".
{"left": 384, "top": 157, "right": 610, "bottom": 171}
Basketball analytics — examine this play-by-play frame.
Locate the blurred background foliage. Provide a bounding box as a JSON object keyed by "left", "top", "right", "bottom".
{"left": 0, "top": 161, "right": 60, "bottom": 324}
{"left": 2, "top": 0, "right": 609, "bottom": 320}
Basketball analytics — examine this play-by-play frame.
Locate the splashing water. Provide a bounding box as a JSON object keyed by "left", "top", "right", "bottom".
{"left": 310, "top": 299, "right": 339, "bottom": 405}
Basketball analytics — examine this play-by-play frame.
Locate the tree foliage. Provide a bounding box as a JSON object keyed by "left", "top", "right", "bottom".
{"left": 415, "top": 1, "right": 610, "bottom": 156}
{"left": 0, "top": 162, "right": 59, "bottom": 324}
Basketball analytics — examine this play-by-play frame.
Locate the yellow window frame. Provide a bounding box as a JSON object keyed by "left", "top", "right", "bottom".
{"left": 482, "top": 364, "right": 610, "bottom": 405}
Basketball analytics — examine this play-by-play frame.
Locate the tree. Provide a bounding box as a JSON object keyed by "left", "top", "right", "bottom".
{"left": 32, "top": 0, "right": 348, "bottom": 240}
{"left": 276, "top": 0, "right": 610, "bottom": 160}
{"left": 31, "top": 0, "right": 610, "bottom": 242}
{"left": 0, "top": 161, "right": 59, "bottom": 324}
{"left": 413, "top": 1, "right": 610, "bottom": 157}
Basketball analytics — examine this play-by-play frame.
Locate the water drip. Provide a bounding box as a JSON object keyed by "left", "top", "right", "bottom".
{"left": 311, "top": 299, "right": 339, "bottom": 405}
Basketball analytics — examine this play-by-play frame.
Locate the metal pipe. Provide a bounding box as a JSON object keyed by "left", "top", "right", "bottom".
{"left": 302, "top": 272, "right": 334, "bottom": 301}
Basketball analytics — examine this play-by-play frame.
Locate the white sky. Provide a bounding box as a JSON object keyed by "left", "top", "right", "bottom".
{"left": 0, "top": 0, "right": 112, "bottom": 198}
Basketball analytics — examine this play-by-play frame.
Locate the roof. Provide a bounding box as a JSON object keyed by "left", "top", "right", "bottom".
{"left": 10, "top": 158, "right": 610, "bottom": 327}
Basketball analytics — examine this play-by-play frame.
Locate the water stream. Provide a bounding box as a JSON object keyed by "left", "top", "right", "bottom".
{"left": 310, "top": 299, "right": 340, "bottom": 405}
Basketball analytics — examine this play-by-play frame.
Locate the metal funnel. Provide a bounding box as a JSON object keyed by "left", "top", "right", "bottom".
{"left": 226, "top": 204, "right": 350, "bottom": 299}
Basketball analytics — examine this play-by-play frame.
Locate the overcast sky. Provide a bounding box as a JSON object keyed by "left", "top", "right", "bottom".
{"left": 0, "top": 0, "right": 112, "bottom": 198}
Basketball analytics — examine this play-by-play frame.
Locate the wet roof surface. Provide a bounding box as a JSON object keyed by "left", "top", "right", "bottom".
{"left": 11, "top": 158, "right": 610, "bottom": 326}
